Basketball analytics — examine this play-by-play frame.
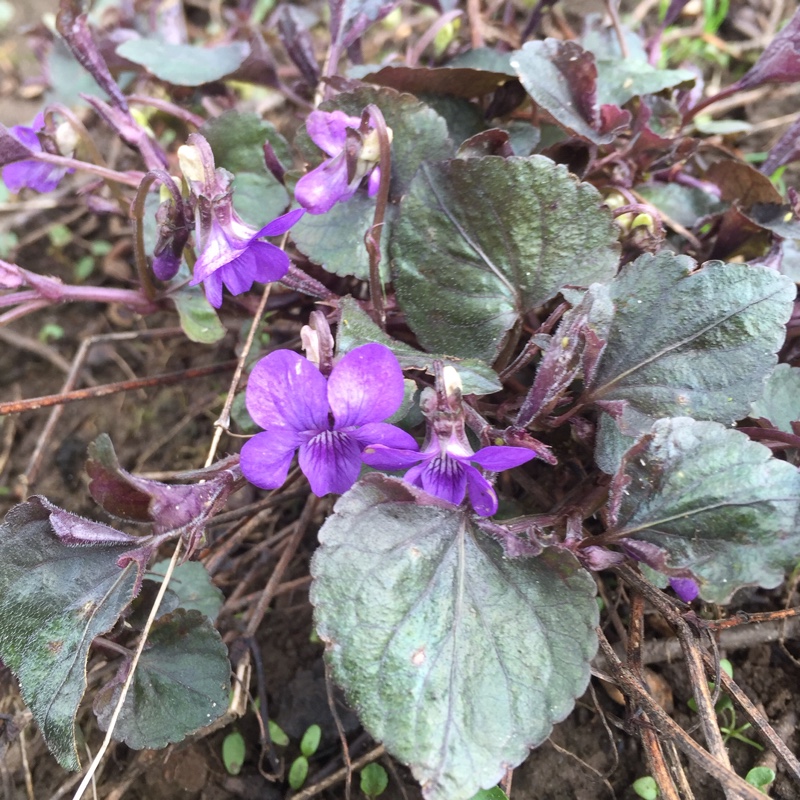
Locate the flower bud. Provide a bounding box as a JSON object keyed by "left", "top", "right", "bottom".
{"left": 178, "top": 144, "right": 205, "bottom": 184}
{"left": 55, "top": 122, "right": 79, "bottom": 157}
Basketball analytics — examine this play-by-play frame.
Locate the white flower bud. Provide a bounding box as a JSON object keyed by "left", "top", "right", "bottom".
{"left": 177, "top": 144, "right": 205, "bottom": 183}
{"left": 55, "top": 122, "right": 79, "bottom": 157}
{"left": 443, "top": 365, "right": 462, "bottom": 399}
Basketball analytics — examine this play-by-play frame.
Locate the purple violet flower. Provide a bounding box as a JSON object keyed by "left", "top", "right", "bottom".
{"left": 669, "top": 577, "right": 699, "bottom": 603}
{"left": 2, "top": 114, "right": 72, "bottom": 194}
{"left": 188, "top": 206, "right": 304, "bottom": 308}
{"left": 295, "top": 110, "right": 385, "bottom": 215}
{"left": 362, "top": 436, "right": 536, "bottom": 517}
{"left": 240, "top": 344, "right": 418, "bottom": 496}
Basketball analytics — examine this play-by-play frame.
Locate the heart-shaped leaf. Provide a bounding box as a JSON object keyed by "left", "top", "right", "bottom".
{"left": 585, "top": 252, "right": 796, "bottom": 434}
{"left": 391, "top": 156, "right": 619, "bottom": 361}
{"left": 751, "top": 363, "right": 800, "bottom": 433}
{"left": 311, "top": 476, "right": 598, "bottom": 800}
{"left": 116, "top": 39, "right": 250, "bottom": 86}
{"left": 148, "top": 559, "right": 224, "bottom": 621}
{"left": 93, "top": 609, "right": 230, "bottom": 749}
{"left": 336, "top": 296, "right": 501, "bottom": 395}
{"left": 0, "top": 498, "right": 140, "bottom": 769}
{"left": 606, "top": 418, "right": 800, "bottom": 603}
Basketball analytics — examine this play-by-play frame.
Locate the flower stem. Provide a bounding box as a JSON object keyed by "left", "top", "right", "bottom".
{"left": 34, "top": 151, "right": 144, "bottom": 187}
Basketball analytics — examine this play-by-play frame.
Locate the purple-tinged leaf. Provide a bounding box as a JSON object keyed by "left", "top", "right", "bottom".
{"left": 0, "top": 124, "right": 34, "bottom": 167}
{"left": 391, "top": 156, "right": 619, "bottom": 361}
{"left": 0, "top": 497, "right": 141, "bottom": 770}
{"left": 456, "top": 129, "right": 514, "bottom": 159}
{"left": 86, "top": 434, "right": 240, "bottom": 555}
{"left": 93, "top": 609, "right": 229, "bottom": 750}
{"left": 761, "top": 116, "right": 800, "bottom": 174}
{"left": 584, "top": 252, "right": 795, "bottom": 437}
{"left": 329, "top": 0, "right": 401, "bottom": 50}
{"left": 511, "top": 40, "right": 613, "bottom": 146}
{"left": 312, "top": 474, "right": 598, "bottom": 800}
{"left": 736, "top": 9, "right": 800, "bottom": 91}
{"left": 277, "top": 6, "right": 320, "bottom": 88}
{"left": 605, "top": 418, "right": 800, "bottom": 603}
{"left": 56, "top": 0, "right": 129, "bottom": 111}
{"left": 351, "top": 64, "right": 516, "bottom": 98}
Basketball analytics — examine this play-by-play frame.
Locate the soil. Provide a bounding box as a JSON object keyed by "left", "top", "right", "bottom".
{"left": 2, "top": 1, "right": 800, "bottom": 799}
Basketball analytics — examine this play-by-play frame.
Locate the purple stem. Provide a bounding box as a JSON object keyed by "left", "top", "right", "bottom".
{"left": 34, "top": 151, "right": 144, "bottom": 186}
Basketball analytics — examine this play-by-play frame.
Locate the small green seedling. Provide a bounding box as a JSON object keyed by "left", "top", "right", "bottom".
{"left": 269, "top": 719, "right": 290, "bottom": 747}
{"left": 222, "top": 730, "right": 246, "bottom": 776}
{"left": 360, "top": 763, "right": 389, "bottom": 798}
{"left": 469, "top": 787, "right": 509, "bottom": 800}
{"left": 288, "top": 724, "right": 322, "bottom": 790}
{"left": 745, "top": 766, "right": 775, "bottom": 794}
{"left": 632, "top": 775, "right": 659, "bottom": 799}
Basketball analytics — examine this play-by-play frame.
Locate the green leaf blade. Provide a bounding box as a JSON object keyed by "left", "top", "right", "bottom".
{"left": 93, "top": 609, "right": 230, "bottom": 750}
{"left": 311, "top": 477, "right": 598, "bottom": 800}
{"left": 0, "top": 498, "right": 139, "bottom": 769}
{"left": 587, "top": 253, "right": 796, "bottom": 433}
{"left": 610, "top": 418, "right": 800, "bottom": 602}
{"left": 391, "top": 156, "right": 619, "bottom": 361}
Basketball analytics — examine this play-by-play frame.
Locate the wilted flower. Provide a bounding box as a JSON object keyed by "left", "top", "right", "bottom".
{"left": 241, "top": 344, "right": 417, "bottom": 496}
{"left": 2, "top": 114, "right": 72, "bottom": 194}
{"left": 294, "top": 110, "right": 388, "bottom": 214}
{"left": 362, "top": 366, "right": 536, "bottom": 516}
{"left": 178, "top": 136, "right": 304, "bottom": 307}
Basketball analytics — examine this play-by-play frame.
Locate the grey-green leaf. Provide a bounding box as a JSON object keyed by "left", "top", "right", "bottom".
{"left": 148, "top": 559, "right": 224, "bottom": 621}
{"left": 751, "top": 363, "right": 800, "bottom": 433}
{"left": 203, "top": 112, "right": 293, "bottom": 173}
{"left": 585, "top": 253, "right": 796, "bottom": 435}
{"left": 171, "top": 281, "right": 226, "bottom": 344}
{"left": 595, "top": 60, "right": 695, "bottom": 106}
{"left": 0, "top": 498, "right": 139, "bottom": 770}
{"left": 116, "top": 40, "right": 250, "bottom": 86}
{"left": 391, "top": 156, "right": 619, "bottom": 361}
{"left": 93, "top": 609, "right": 230, "bottom": 750}
{"left": 337, "top": 296, "right": 501, "bottom": 395}
{"left": 311, "top": 476, "right": 598, "bottom": 800}
{"left": 609, "top": 418, "right": 800, "bottom": 603}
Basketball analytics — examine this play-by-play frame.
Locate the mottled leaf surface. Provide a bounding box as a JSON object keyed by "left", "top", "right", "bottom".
{"left": 0, "top": 498, "right": 139, "bottom": 769}
{"left": 391, "top": 156, "right": 619, "bottom": 360}
{"left": 336, "top": 296, "right": 501, "bottom": 395}
{"left": 585, "top": 253, "right": 795, "bottom": 434}
{"left": 148, "top": 559, "right": 224, "bottom": 620}
{"left": 608, "top": 418, "right": 800, "bottom": 603}
{"left": 751, "top": 363, "right": 800, "bottom": 433}
{"left": 311, "top": 476, "right": 598, "bottom": 800}
{"left": 595, "top": 60, "right": 694, "bottom": 106}
{"left": 93, "top": 610, "right": 229, "bottom": 749}
{"left": 116, "top": 40, "right": 250, "bottom": 86}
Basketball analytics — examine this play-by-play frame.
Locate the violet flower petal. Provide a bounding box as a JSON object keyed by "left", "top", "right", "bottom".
{"left": 255, "top": 207, "right": 305, "bottom": 238}
{"left": 298, "top": 430, "right": 362, "bottom": 496}
{"left": 218, "top": 252, "right": 258, "bottom": 296}
{"left": 352, "top": 422, "right": 419, "bottom": 451}
{"left": 361, "top": 443, "right": 424, "bottom": 471}
{"left": 464, "top": 463, "right": 499, "bottom": 517}
{"left": 202, "top": 271, "right": 224, "bottom": 308}
{"left": 470, "top": 445, "right": 537, "bottom": 471}
{"left": 305, "top": 110, "right": 362, "bottom": 156}
{"left": 295, "top": 153, "right": 357, "bottom": 215}
{"left": 240, "top": 430, "right": 301, "bottom": 489}
{"left": 420, "top": 455, "right": 467, "bottom": 506}
{"left": 190, "top": 220, "right": 238, "bottom": 283}
{"left": 670, "top": 577, "right": 699, "bottom": 603}
{"left": 367, "top": 167, "right": 381, "bottom": 197}
{"left": 246, "top": 350, "right": 330, "bottom": 433}
{"left": 246, "top": 241, "right": 291, "bottom": 284}
{"left": 328, "top": 343, "right": 406, "bottom": 428}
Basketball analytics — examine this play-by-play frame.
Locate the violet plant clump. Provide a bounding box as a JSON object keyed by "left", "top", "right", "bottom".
{"left": 1, "top": 3, "right": 800, "bottom": 800}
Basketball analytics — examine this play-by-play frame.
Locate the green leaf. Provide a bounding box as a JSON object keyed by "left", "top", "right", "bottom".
{"left": 595, "top": 59, "right": 695, "bottom": 106}
{"left": 289, "top": 755, "right": 309, "bottom": 790}
{"left": 745, "top": 766, "right": 775, "bottom": 791}
{"left": 751, "top": 363, "right": 800, "bottom": 433}
{"left": 337, "top": 296, "right": 501, "bottom": 395}
{"left": 632, "top": 776, "right": 659, "bottom": 800}
{"left": 319, "top": 86, "right": 453, "bottom": 199}
{"left": 361, "top": 763, "right": 390, "bottom": 797}
{"left": 608, "top": 418, "right": 800, "bottom": 603}
{"left": 292, "top": 194, "right": 393, "bottom": 281}
{"left": 148, "top": 559, "right": 224, "bottom": 621}
{"left": 470, "top": 788, "right": 509, "bottom": 800}
{"left": 171, "top": 279, "right": 226, "bottom": 344}
{"left": 115, "top": 40, "right": 250, "bottom": 86}
{"left": 93, "top": 609, "right": 230, "bottom": 750}
{"left": 0, "top": 498, "right": 139, "bottom": 770}
{"left": 635, "top": 182, "right": 725, "bottom": 229}
{"left": 203, "top": 112, "right": 293, "bottom": 172}
{"left": 391, "top": 156, "right": 619, "bottom": 361}
{"left": 269, "top": 719, "right": 290, "bottom": 746}
{"left": 222, "top": 731, "right": 246, "bottom": 775}
{"left": 511, "top": 41, "right": 612, "bottom": 146}
{"left": 311, "top": 476, "right": 598, "bottom": 800}
{"left": 300, "top": 724, "right": 321, "bottom": 757}
{"left": 585, "top": 253, "right": 796, "bottom": 435}
{"left": 202, "top": 112, "right": 292, "bottom": 226}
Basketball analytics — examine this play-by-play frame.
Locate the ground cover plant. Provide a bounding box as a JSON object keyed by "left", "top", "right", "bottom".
{"left": 1, "top": 0, "right": 800, "bottom": 798}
